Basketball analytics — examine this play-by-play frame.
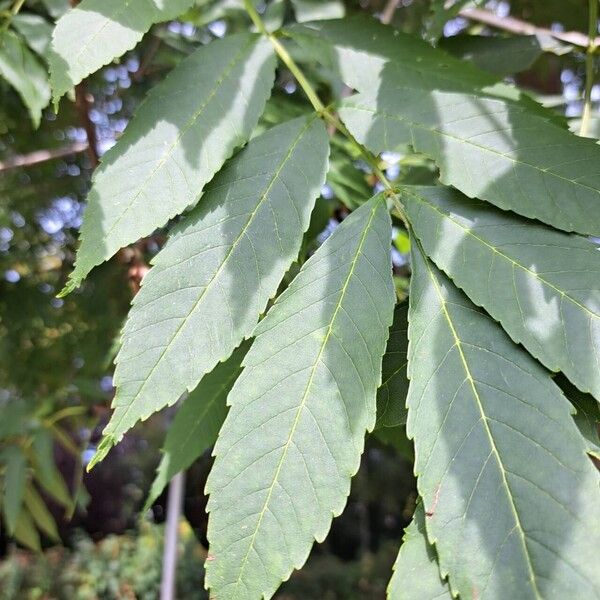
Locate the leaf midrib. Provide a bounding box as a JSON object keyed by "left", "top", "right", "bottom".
{"left": 418, "top": 244, "right": 542, "bottom": 599}
{"left": 231, "top": 198, "right": 383, "bottom": 594}
{"left": 70, "top": 0, "right": 133, "bottom": 71}
{"left": 110, "top": 116, "right": 316, "bottom": 437}
{"left": 101, "top": 35, "right": 258, "bottom": 243}
{"left": 405, "top": 188, "right": 600, "bottom": 320}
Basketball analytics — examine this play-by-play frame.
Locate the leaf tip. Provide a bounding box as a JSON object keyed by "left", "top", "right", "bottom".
{"left": 86, "top": 435, "right": 115, "bottom": 471}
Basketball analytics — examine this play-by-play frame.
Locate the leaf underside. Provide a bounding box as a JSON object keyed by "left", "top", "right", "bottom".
{"left": 95, "top": 115, "right": 329, "bottom": 454}
{"left": 402, "top": 185, "right": 600, "bottom": 400}
{"left": 205, "top": 196, "right": 395, "bottom": 600}
{"left": 63, "top": 32, "right": 276, "bottom": 292}
{"left": 145, "top": 343, "right": 248, "bottom": 510}
{"left": 388, "top": 504, "right": 452, "bottom": 600}
{"left": 0, "top": 30, "right": 50, "bottom": 127}
{"left": 339, "top": 84, "right": 600, "bottom": 236}
{"left": 407, "top": 243, "right": 600, "bottom": 599}
{"left": 49, "top": 0, "right": 197, "bottom": 102}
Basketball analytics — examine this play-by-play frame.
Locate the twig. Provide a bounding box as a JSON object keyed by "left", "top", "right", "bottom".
{"left": 0, "top": 142, "right": 88, "bottom": 171}
{"left": 134, "top": 33, "right": 162, "bottom": 82}
{"left": 459, "top": 7, "right": 600, "bottom": 49}
{"left": 580, "top": 0, "right": 598, "bottom": 137}
{"left": 74, "top": 84, "right": 99, "bottom": 166}
{"left": 0, "top": 0, "right": 26, "bottom": 31}
{"left": 381, "top": 0, "right": 401, "bottom": 25}
{"left": 243, "top": 0, "right": 410, "bottom": 227}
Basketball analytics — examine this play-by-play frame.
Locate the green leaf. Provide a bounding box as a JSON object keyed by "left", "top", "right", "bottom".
{"left": 557, "top": 376, "right": 600, "bottom": 459}
{"left": 91, "top": 115, "right": 329, "bottom": 460}
{"left": 62, "top": 33, "right": 276, "bottom": 293}
{"left": 401, "top": 185, "right": 600, "bottom": 400}
{"left": 0, "top": 30, "right": 50, "bottom": 127}
{"left": 286, "top": 17, "right": 498, "bottom": 95}
{"left": 14, "top": 509, "right": 41, "bottom": 552}
{"left": 1, "top": 446, "right": 27, "bottom": 535}
{"left": 290, "top": 0, "right": 345, "bottom": 22}
{"left": 407, "top": 243, "right": 600, "bottom": 599}
{"left": 376, "top": 302, "right": 408, "bottom": 429}
{"left": 388, "top": 504, "right": 451, "bottom": 600}
{"left": 23, "top": 483, "right": 60, "bottom": 542}
{"left": 206, "top": 195, "right": 395, "bottom": 600}
{"left": 145, "top": 343, "right": 247, "bottom": 510}
{"left": 12, "top": 14, "right": 53, "bottom": 59}
{"left": 439, "top": 35, "right": 544, "bottom": 76}
{"left": 340, "top": 84, "right": 600, "bottom": 236}
{"left": 49, "top": 0, "right": 197, "bottom": 102}
{"left": 31, "top": 429, "right": 71, "bottom": 509}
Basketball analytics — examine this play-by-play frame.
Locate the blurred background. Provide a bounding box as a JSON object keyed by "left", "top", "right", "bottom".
{"left": 0, "top": 0, "right": 596, "bottom": 597}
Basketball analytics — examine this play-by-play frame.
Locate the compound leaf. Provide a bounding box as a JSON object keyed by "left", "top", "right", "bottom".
{"left": 407, "top": 243, "right": 600, "bottom": 599}
{"left": 388, "top": 504, "right": 451, "bottom": 600}
{"left": 340, "top": 84, "right": 600, "bottom": 236}
{"left": 62, "top": 33, "right": 276, "bottom": 293}
{"left": 91, "top": 116, "right": 329, "bottom": 461}
{"left": 49, "top": 0, "right": 197, "bottom": 102}
{"left": 205, "top": 195, "right": 395, "bottom": 600}
{"left": 402, "top": 185, "right": 600, "bottom": 400}
{"left": 145, "top": 344, "right": 248, "bottom": 510}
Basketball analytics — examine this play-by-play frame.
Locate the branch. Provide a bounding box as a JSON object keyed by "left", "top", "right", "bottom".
{"left": 381, "top": 0, "right": 401, "bottom": 25}
{"left": 0, "top": 142, "right": 89, "bottom": 172}
{"left": 459, "top": 7, "right": 600, "bottom": 49}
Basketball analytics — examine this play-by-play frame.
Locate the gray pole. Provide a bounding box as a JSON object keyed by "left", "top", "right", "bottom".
{"left": 160, "top": 472, "right": 185, "bottom": 600}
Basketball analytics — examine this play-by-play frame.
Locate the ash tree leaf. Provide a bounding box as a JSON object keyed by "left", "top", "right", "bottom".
{"left": 402, "top": 185, "right": 600, "bottom": 400}
{"left": 205, "top": 195, "right": 395, "bottom": 600}
{"left": 407, "top": 243, "right": 600, "bottom": 599}
{"left": 388, "top": 503, "right": 451, "bottom": 600}
{"left": 62, "top": 33, "right": 276, "bottom": 294}
{"left": 339, "top": 82, "right": 600, "bottom": 236}
{"left": 1, "top": 446, "right": 27, "bottom": 535}
{"left": 0, "top": 30, "right": 50, "bottom": 128}
{"left": 145, "top": 344, "right": 248, "bottom": 510}
{"left": 11, "top": 14, "right": 53, "bottom": 59}
{"left": 286, "top": 17, "right": 498, "bottom": 96}
{"left": 439, "top": 35, "right": 544, "bottom": 76}
{"left": 376, "top": 302, "right": 409, "bottom": 429}
{"left": 287, "top": 18, "right": 562, "bottom": 126}
{"left": 49, "top": 0, "right": 197, "bottom": 102}
{"left": 91, "top": 115, "right": 329, "bottom": 462}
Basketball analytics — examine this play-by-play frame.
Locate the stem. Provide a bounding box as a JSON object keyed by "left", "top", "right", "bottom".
{"left": 1, "top": 0, "right": 26, "bottom": 31}
{"left": 242, "top": 0, "right": 409, "bottom": 225}
{"left": 580, "top": 0, "right": 598, "bottom": 137}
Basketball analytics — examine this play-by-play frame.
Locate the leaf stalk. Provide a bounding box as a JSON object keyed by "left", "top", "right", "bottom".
{"left": 242, "top": 0, "right": 409, "bottom": 227}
